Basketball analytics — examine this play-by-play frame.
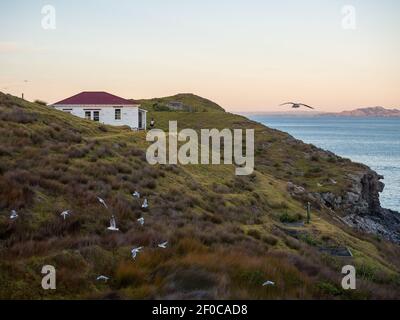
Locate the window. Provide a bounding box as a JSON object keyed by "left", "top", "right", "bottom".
{"left": 85, "top": 111, "right": 91, "bottom": 120}
{"left": 93, "top": 111, "right": 100, "bottom": 122}
{"left": 115, "top": 109, "right": 121, "bottom": 120}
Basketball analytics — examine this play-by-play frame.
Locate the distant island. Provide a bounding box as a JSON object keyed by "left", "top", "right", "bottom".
{"left": 323, "top": 106, "right": 400, "bottom": 117}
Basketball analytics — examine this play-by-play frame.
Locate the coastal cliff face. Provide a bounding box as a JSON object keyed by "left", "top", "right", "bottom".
{"left": 312, "top": 171, "right": 383, "bottom": 216}
{"left": 311, "top": 169, "right": 400, "bottom": 243}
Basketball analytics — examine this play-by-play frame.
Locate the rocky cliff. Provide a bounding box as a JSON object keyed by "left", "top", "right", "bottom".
{"left": 312, "top": 170, "right": 400, "bottom": 243}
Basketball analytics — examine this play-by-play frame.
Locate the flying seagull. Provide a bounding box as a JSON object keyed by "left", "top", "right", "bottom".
{"left": 158, "top": 241, "right": 168, "bottom": 249}
{"left": 137, "top": 217, "right": 145, "bottom": 226}
{"left": 131, "top": 246, "right": 143, "bottom": 259}
{"left": 107, "top": 215, "right": 119, "bottom": 231}
{"left": 262, "top": 280, "right": 275, "bottom": 286}
{"left": 97, "top": 197, "right": 108, "bottom": 209}
{"left": 132, "top": 191, "right": 140, "bottom": 199}
{"left": 10, "top": 210, "right": 18, "bottom": 220}
{"left": 96, "top": 275, "right": 110, "bottom": 282}
{"left": 60, "top": 210, "right": 71, "bottom": 220}
{"left": 142, "top": 198, "right": 148, "bottom": 209}
{"left": 280, "top": 102, "right": 314, "bottom": 109}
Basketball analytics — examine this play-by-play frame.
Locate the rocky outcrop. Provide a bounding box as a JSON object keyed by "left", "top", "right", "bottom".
{"left": 311, "top": 171, "right": 384, "bottom": 216}
{"left": 287, "top": 169, "right": 400, "bottom": 244}
{"left": 342, "top": 209, "right": 400, "bottom": 243}
{"left": 312, "top": 170, "right": 400, "bottom": 243}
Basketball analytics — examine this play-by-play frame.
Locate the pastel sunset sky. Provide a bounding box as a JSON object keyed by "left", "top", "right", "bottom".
{"left": 0, "top": 0, "right": 399, "bottom": 112}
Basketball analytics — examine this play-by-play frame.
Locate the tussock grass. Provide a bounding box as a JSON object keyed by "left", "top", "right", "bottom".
{"left": 0, "top": 92, "right": 399, "bottom": 299}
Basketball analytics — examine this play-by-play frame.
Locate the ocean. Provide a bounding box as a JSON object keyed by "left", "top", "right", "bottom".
{"left": 246, "top": 115, "right": 400, "bottom": 212}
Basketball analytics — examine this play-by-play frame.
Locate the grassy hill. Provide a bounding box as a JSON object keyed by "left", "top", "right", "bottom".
{"left": 0, "top": 92, "right": 399, "bottom": 299}
{"left": 138, "top": 93, "right": 225, "bottom": 112}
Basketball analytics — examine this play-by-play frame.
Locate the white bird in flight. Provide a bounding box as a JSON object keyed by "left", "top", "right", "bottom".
{"left": 131, "top": 246, "right": 143, "bottom": 259}
{"left": 97, "top": 197, "right": 108, "bottom": 209}
{"left": 60, "top": 210, "right": 70, "bottom": 220}
{"left": 107, "top": 215, "right": 119, "bottom": 231}
{"left": 96, "top": 275, "right": 110, "bottom": 282}
{"left": 142, "top": 198, "right": 149, "bottom": 209}
{"left": 262, "top": 280, "right": 275, "bottom": 286}
{"left": 132, "top": 191, "right": 140, "bottom": 199}
{"left": 158, "top": 241, "right": 168, "bottom": 249}
{"left": 280, "top": 102, "right": 314, "bottom": 109}
{"left": 10, "top": 210, "right": 18, "bottom": 220}
{"left": 137, "top": 217, "right": 144, "bottom": 226}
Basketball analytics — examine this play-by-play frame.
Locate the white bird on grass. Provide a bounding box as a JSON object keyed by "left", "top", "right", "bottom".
{"left": 132, "top": 191, "right": 140, "bottom": 199}
{"left": 10, "top": 210, "right": 18, "bottom": 220}
{"left": 60, "top": 210, "right": 70, "bottom": 220}
{"left": 142, "top": 198, "right": 148, "bottom": 209}
{"left": 137, "top": 217, "right": 144, "bottom": 226}
{"left": 131, "top": 246, "right": 143, "bottom": 259}
{"left": 107, "top": 215, "right": 119, "bottom": 231}
{"left": 97, "top": 197, "right": 108, "bottom": 209}
{"left": 96, "top": 275, "right": 110, "bottom": 282}
{"left": 262, "top": 281, "right": 275, "bottom": 286}
{"left": 158, "top": 241, "right": 168, "bottom": 249}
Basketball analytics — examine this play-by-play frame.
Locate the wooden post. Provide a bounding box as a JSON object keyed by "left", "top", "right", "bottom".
{"left": 306, "top": 202, "right": 311, "bottom": 224}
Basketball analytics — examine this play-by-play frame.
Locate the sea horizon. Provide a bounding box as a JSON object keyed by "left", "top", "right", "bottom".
{"left": 241, "top": 114, "right": 400, "bottom": 213}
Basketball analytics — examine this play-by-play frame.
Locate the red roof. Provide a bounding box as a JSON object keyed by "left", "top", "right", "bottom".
{"left": 53, "top": 92, "right": 138, "bottom": 106}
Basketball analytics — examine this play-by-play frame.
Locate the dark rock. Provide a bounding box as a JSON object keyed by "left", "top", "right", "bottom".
{"left": 312, "top": 169, "right": 400, "bottom": 243}
{"left": 287, "top": 182, "right": 306, "bottom": 195}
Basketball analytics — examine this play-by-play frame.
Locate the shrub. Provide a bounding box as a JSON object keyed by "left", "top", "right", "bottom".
{"left": 1, "top": 107, "right": 37, "bottom": 123}
{"left": 212, "top": 183, "right": 230, "bottom": 194}
{"left": 279, "top": 212, "right": 301, "bottom": 223}
{"left": 311, "top": 155, "right": 320, "bottom": 162}
{"left": 67, "top": 146, "right": 89, "bottom": 158}
{"left": 358, "top": 264, "right": 377, "bottom": 281}
{"left": 98, "top": 125, "right": 108, "bottom": 132}
{"left": 247, "top": 229, "right": 261, "bottom": 240}
{"left": 317, "top": 281, "right": 342, "bottom": 296}
{"left": 284, "top": 237, "right": 301, "bottom": 250}
{"left": 34, "top": 100, "right": 47, "bottom": 106}
{"left": 263, "top": 235, "right": 278, "bottom": 246}
{"left": 233, "top": 176, "right": 254, "bottom": 192}
{"left": 115, "top": 262, "right": 146, "bottom": 287}
{"left": 268, "top": 200, "right": 289, "bottom": 210}
{"left": 298, "top": 233, "right": 318, "bottom": 246}
{"left": 166, "top": 267, "right": 218, "bottom": 292}
{"left": 0, "top": 172, "right": 35, "bottom": 209}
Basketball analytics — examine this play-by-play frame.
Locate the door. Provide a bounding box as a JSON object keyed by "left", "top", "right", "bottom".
{"left": 138, "top": 111, "right": 143, "bottom": 129}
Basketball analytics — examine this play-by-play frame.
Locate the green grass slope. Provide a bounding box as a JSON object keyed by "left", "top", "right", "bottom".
{"left": 138, "top": 93, "right": 225, "bottom": 112}
{"left": 0, "top": 92, "right": 399, "bottom": 299}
